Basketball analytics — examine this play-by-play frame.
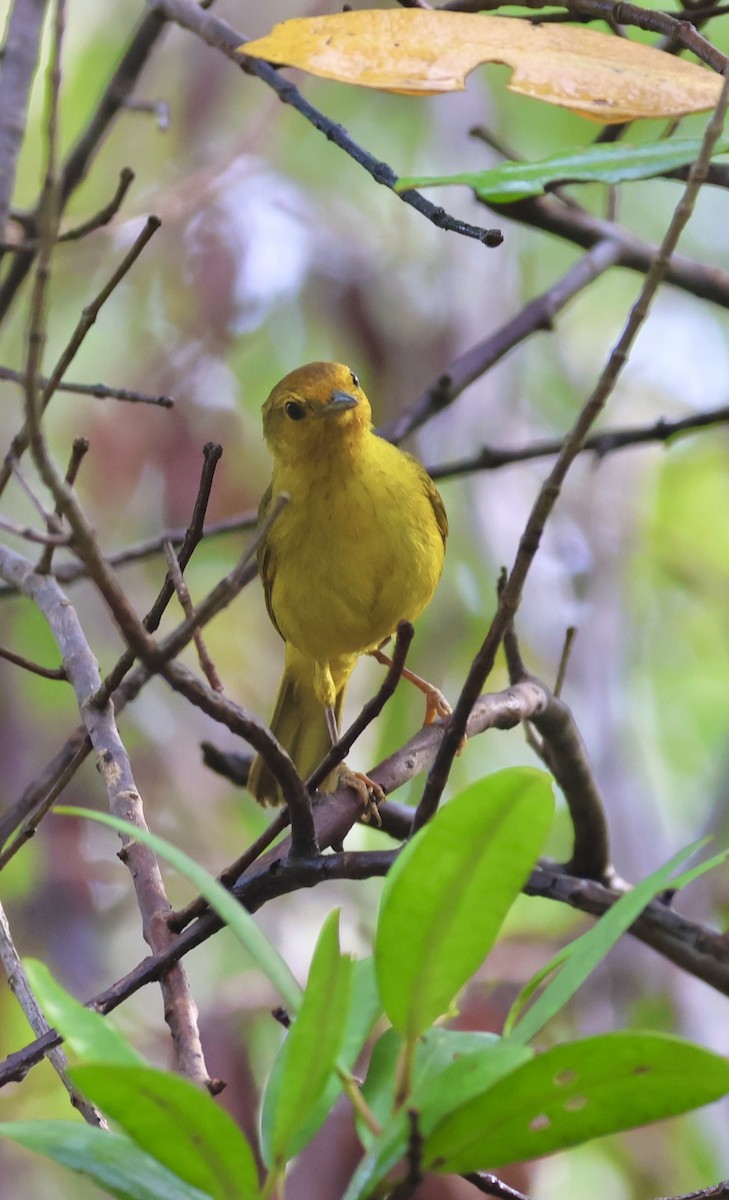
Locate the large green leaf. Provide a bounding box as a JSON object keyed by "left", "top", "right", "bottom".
{"left": 57, "top": 806, "right": 301, "bottom": 1011}
{"left": 0, "top": 1122, "right": 212, "bottom": 1200}
{"left": 423, "top": 1032, "right": 729, "bottom": 1173}
{"left": 397, "top": 136, "right": 729, "bottom": 203}
{"left": 24, "top": 958, "right": 143, "bottom": 1066}
{"left": 375, "top": 768, "right": 553, "bottom": 1039}
{"left": 282, "top": 955, "right": 382, "bottom": 1157}
{"left": 261, "top": 909, "right": 353, "bottom": 1166}
{"left": 70, "top": 1065, "right": 258, "bottom": 1200}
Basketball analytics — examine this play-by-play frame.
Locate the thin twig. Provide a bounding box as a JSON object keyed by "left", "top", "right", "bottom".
{"left": 0, "top": 365, "right": 174, "bottom": 406}
{"left": 0, "top": 644, "right": 65, "bottom": 679}
{"left": 428, "top": 404, "right": 729, "bottom": 478}
{"left": 36, "top": 435, "right": 89, "bottom": 574}
{"left": 163, "top": 538, "right": 223, "bottom": 691}
{"left": 5, "top": 167, "right": 135, "bottom": 250}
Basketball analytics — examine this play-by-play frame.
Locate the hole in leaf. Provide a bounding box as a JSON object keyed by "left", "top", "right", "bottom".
{"left": 564, "top": 1094, "right": 588, "bottom": 1112}
{"left": 633, "top": 1064, "right": 651, "bottom": 1076}
{"left": 529, "top": 1113, "right": 551, "bottom": 1132}
{"left": 553, "top": 1069, "right": 577, "bottom": 1087}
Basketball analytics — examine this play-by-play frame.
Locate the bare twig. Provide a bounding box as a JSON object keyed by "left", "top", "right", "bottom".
{"left": 5, "top": 166, "right": 136, "bottom": 250}
{"left": 35, "top": 435, "right": 89, "bottom": 574}
{"left": 0, "top": 514, "right": 68, "bottom": 545}
{"left": 503, "top": 610, "right": 611, "bottom": 880}
{"left": 0, "top": 643, "right": 64, "bottom": 679}
{"left": 163, "top": 538, "right": 223, "bottom": 691}
{"left": 428, "top": 403, "right": 729, "bottom": 478}
{"left": 0, "top": 365, "right": 174, "bottom": 406}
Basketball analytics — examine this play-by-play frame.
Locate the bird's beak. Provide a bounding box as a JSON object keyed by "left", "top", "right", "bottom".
{"left": 321, "top": 390, "right": 358, "bottom": 415}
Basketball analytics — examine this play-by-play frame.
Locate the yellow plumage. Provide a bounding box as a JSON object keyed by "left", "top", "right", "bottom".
{"left": 248, "top": 362, "right": 447, "bottom": 807}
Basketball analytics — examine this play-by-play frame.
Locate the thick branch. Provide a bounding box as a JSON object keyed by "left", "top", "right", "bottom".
{"left": 0, "top": 0, "right": 49, "bottom": 238}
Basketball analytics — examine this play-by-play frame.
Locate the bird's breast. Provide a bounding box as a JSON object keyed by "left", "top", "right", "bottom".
{"left": 266, "top": 447, "right": 444, "bottom": 665}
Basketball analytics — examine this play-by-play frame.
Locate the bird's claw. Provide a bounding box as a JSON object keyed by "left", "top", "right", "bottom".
{"left": 337, "top": 766, "right": 385, "bottom": 826}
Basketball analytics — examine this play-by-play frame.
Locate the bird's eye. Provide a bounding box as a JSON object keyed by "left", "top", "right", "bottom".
{"left": 350, "top": 370, "right": 359, "bottom": 388}
{"left": 284, "top": 401, "right": 306, "bottom": 421}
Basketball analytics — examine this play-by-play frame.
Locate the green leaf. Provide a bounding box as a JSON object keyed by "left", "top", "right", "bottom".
{"left": 397, "top": 136, "right": 729, "bottom": 203}
{"left": 70, "top": 1065, "right": 258, "bottom": 1200}
{"left": 344, "top": 1029, "right": 531, "bottom": 1200}
{"left": 261, "top": 909, "right": 353, "bottom": 1166}
{"left": 505, "top": 838, "right": 713, "bottom": 1044}
{"left": 423, "top": 1032, "right": 729, "bottom": 1173}
{"left": 24, "top": 958, "right": 143, "bottom": 1066}
{"left": 0, "top": 1122, "right": 212, "bottom": 1200}
{"left": 57, "top": 806, "right": 301, "bottom": 1012}
{"left": 285, "top": 955, "right": 382, "bottom": 1156}
{"left": 375, "top": 768, "right": 553, "bottom": 1039}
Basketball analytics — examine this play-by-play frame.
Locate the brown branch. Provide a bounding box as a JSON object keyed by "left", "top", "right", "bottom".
{"left": 441, "top": 0, "right": 729, "bottom": 70}
{"left": 0, "top": 365, "right": 174, "bottom": 406}
{"left": 163, "top": 538, "right": 223, "bottom": 692}
{"left": 35, "top": 435, "right": 89, "bottom": 574}
{"left": 0, "top": 643, "right": 65, "bottom": 679}
{"left": 412, "top": 70, "right": 729, "bottom": 832}
{"left": 486, "top": 193, "right": 729, "bottom": 309}
{"left": 5, "top": 166, "right": 136, "bottom": 250}
{"left": 502, "top": 606, "right": 612, "bottom": 881}
{"left": 428, "top": 403, "right": 729, "bottom": 478}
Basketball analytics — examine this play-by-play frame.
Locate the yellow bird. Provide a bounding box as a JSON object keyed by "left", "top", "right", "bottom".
{"left": 247, "top": 362, "right": 448, "bottom": 810}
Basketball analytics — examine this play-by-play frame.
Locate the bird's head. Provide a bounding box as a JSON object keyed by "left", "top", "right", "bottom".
{"left": 262, "top": 362, "right": 372, "bottom": 465}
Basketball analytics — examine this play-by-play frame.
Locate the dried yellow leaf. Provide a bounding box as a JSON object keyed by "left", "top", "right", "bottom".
{"left": 242, "top": 10, "right": 722, "bottom": 123}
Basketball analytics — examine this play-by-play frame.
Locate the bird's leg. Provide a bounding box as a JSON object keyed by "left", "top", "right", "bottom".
{"left": 316, "top": 662, "right": 385, "bottom": 826}
{"left": 370, "top": 647, "right": 452, "bottom": 725}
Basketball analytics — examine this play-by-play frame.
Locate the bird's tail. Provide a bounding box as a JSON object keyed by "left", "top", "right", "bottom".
{"left": 248, "top": 665, "right": 345, "bottom": 807}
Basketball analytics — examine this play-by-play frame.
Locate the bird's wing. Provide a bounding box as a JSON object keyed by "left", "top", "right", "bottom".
{"left": 408, "top": 452, "right": 448, "bottom": 545}
{"left": 257, "top": 482, "right": 284, "bottom": 642}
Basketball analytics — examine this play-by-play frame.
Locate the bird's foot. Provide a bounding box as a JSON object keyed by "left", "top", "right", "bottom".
{"left": 337, "top": 765, "right": 385, "bottom": 827}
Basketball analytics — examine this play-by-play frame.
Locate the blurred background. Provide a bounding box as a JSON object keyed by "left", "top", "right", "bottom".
{"left": 1, "top": 1, "right": 729, "bottom": 1196}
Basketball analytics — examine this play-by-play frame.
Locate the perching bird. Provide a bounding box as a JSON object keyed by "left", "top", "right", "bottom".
{"left": 247, "top": 361, "right": 448, "bottom": 811}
